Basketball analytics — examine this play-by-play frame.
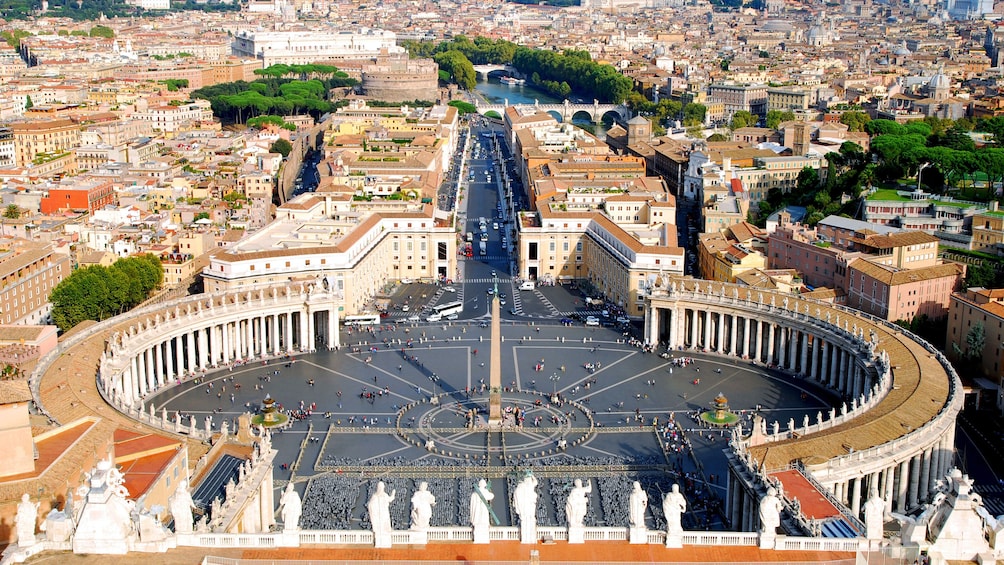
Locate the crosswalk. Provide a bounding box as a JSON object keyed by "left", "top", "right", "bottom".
{"left": 463, "top": 277, "right": 515, "bottom": 285}
{"left": 462, "top": 255, "right": 510, "bottom": 262}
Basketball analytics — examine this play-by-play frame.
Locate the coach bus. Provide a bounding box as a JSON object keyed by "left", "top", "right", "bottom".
{"left": 432, "top": 301, "right": 463, "bottom": 317}
{"left": 344, "top": 314, "right": 381, "bottom": 326}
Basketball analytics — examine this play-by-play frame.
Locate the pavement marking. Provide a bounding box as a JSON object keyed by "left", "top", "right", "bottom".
{"left": 360, "top": 445, "right": 413, "bottom": 463}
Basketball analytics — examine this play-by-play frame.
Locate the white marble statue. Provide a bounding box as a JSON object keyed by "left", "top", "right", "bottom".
{"left": 759, "top": 487, "right": 783, "bottom": 535}
{"left": 565, "top": 479, "right": 592, "bottom": 528}
{"left": 410, "top": 482, "right": 436, "bottom": 532}
{"left": 864, "top": 487, "right": 884, "bottom": 540}
{"left": 470, "top": 479, "right": 493, "bottom": 528}
{"left": 169, "top": 479, "right": 197, "bottom": 535}
{"left": 15, "top": 493, "right": 39, "bottom": 547}
{"left": 513, "top": 472, "right": 538, "bottom": 543}
{"left": 663, "top": 484, "right": 686, "bottom": 535}
{"left": 367, "top": 481, "right": 396, "bottom": 534}
{"left": 470, "top": 479, "right": 493, "bottom": 544}
{"left": 277, "top": 483, "right": 301, "bottom": 531}
{"left": 629, "top": 481, "right": 647, "bottom": 529}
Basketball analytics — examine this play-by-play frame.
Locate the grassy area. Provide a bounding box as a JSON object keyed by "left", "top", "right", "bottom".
{"left": 867, "top": 189, "right": 914, "bottom": 202}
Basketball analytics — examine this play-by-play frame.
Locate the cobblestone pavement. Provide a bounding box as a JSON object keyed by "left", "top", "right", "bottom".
{"left": 147, "top": 321, "right": 835, "bottom": 530}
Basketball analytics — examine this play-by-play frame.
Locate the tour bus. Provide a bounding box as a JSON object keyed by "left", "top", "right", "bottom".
{"left": 344, "top": 314, "right": 381, "bottom": 326}
{"left": 432, "top": 300, "right": 464, "bottom": 317}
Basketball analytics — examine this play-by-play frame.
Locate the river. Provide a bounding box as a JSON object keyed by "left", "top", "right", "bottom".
{"left": 473, "top": 76, "right": 611, "bottom": 139}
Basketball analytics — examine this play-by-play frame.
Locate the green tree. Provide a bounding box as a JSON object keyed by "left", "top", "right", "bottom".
{"left": 270, "top": 138, "right": 293, "bottom": 158}
{"left": 730, "top": 111, "right": 755, "bottom": 130}
{"left": 839, "top": 110, "right": 870, "bottom": 132}
{"left": 765, "top": 109, "right": 795, "bottom": 130}
{"left": 683, "top": 103, "right": 706, "bottom": 126}
{"left": 964, "top": 261, "right": 997, "bottom": 288}
{"left": 448, "top": 100, "right": 477, "bottom": 114}
{"left": 707, "top": 133, "right": 728, "bottom": 142}
{"left": 964, "top": 321, "right": 986, "bottom": 360}
{"left": 3, "top": 204, "right": 20, "bottom": 219}
{"left": 89, "top": 25, "right": 115, "bottom": 39}
{"left": 24, "top": 95, "right": 32, "bottom": 109}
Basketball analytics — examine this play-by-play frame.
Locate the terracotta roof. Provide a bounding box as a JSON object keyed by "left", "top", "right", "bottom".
{"left": 849, "top": 259, "right": 964, "bottom": 286}
{"left": 0, "top": 380, "right": 31, "bottom": 404}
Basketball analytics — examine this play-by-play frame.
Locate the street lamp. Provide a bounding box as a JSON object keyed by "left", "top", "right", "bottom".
{"left": 917, "top": 162, "right": 931, "bottom": 192}
{"left": 550, "top": 373, "right": 560, "bottom": 402}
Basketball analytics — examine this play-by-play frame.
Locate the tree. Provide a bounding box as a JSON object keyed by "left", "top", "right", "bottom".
{"left": 24, "top": 95, "right": 32, "bottom": 109}
{"left": 964, "top": 261, "right": 998, "bottom": 288}
{"left": 839, "top": 111, "right": 870, "bottom": 132}
{"left": 729, "top": 110, "right": 755, "bottom": 130}
{"left": 766, "top": 109, "right": 795, "bottom": 130}
{"left": 89, "top": 25, "right": 115, "bottom": 38}
{"left": 270, "top": 138, "right": 293, "bottom": 158}
{"left": 965, "top": 321, "right": 986, "bottom": 360}
{"left": 683, "top": 103, "right": 706, "bottom": 126}
{"left": 50, "top": 255, "right": 162, "bottom": 332}
{"left": 3, "top": 204, "right": 20, "bottom": 219}
{"left": 707, "top": 133, "right": 729, "bottom": 142}
{"left": 448, "top": 100, "right": 477, "bottom": 115}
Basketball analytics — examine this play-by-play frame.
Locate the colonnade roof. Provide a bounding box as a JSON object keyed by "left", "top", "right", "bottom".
{"left": 655, "top": 279, "right": 955, "bottom": 472}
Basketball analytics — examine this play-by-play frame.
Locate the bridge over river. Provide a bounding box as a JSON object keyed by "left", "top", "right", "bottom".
{"left": 474, "top": 98, "right": 630, "bottom": 124}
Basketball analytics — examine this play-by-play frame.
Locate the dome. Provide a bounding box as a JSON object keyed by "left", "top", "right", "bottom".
{"left": 894, "top": 46, "right": 910, "bottom": 56}
{"left": 930, "top": 72, "right": 950, "bottom": 90}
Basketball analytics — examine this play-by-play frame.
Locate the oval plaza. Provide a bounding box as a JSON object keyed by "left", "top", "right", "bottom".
{"left": 10, "top": 262, "right": 982, "bottom": 564}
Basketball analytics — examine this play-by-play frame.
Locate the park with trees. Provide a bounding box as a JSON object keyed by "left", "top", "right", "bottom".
{"left": 49, "top": 255, "right": 163, "bottom": 332}
{"left": 191, "top": 64, "right": 356, "bottom": 125}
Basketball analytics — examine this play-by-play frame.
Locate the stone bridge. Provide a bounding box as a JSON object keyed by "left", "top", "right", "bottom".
{"left": 475, "top": 99, "right": 631, "bottom": 124}
{"left": 471, "top": 64, "right": 519, "bottom": 79}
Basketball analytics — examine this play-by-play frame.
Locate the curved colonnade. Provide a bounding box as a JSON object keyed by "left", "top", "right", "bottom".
{"left": 643, "top": 279, "right": 962, "bottom": 530}
{"left": 88, "top": 284, "right": 342, "bottom": 437}
{"left": 30, "top": 277, "right": 961, "bottom": 540}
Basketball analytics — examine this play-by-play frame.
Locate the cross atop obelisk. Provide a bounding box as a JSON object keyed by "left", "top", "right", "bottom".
{"left": 488, "top": 278, "right": 502, "bottom": 427}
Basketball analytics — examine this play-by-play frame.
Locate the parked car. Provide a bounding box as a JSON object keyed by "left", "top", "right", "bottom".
{"left": 585, "top": 316, "right": 600, "bottom": 326}
{"left": 443, "top": 286, "right": 457, "bottom": 293}
{"left": 616, "top": 316, "right": 631, "bottom": 324}
{"left": 445, "top": 314, "right": 459, "bottom": 320}
{"left": 406, "top": 315, "right": 420, "bottom": 322}
{"left": 426, "top": 313, "right": 443, "bottom": 322}
{"left": 400, "top": 278, "right": 413, "bottom": 284}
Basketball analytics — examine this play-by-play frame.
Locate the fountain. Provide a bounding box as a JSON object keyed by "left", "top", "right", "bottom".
{"left": 699, "top": 392, "right": 739, "bottom": 427}
{"left": 252, "top": 394, "right": 289, "bottom": 427}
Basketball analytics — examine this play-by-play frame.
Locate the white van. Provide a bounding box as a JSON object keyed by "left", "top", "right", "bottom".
{"left": 426, "top": 313, "right": 443, "bottom": 322}
{"left": 519, "top": 281, "right": 535, "bottom": 291}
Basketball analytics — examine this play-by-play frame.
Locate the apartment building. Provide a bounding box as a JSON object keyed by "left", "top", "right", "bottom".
{"left": 708, "top": 83, "right": 769, "bottom": 120}
{"left": 202, "top": 194, "right": 455, "bottom": 316}
{"left": 698, "top": 222, "right": 767, "bottom": 283}
{"left": 969, "top": 208, "right": 1004, "bottom": 254}
{"left": 10, "top": 118, "right": 81, "bottom": 168}
{"left": 39, "top": 179, "right": 115, "bottom": 215}
{"left": 0, "top": 243, "right": 70, "bottom": 325}
{"left": 134, "top": 100, "right": 214, "bottom": 134}
{"left": 683, "top": 148, "right": 825, "bottom": 204}
{"left": 946, "top": 287, "right": 1004, "bottom": 406}
{"left": 767, "top": 87, "right": 817, "bottom": 112}
{"left": 846, "top": 258, "right": 963, "bottom": 322}
{"left": 516, "top": 207, "right": 684, "bottom": 316}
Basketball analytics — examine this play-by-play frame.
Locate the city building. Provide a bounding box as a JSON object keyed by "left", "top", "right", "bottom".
{"left": 39, "top": 179, "right": 115, "bottom": 215}
{"left": 231, "top": 29, "right": 405, "bottom": 66}
{"left": 845, "top": 258, "right": 964, "bottom": 322}
{"left": 202, "top": 192, "right": 456, "bottom": 316}
{"left": 516, "top": 206, "right": 684, "bottom": 315}
{"left": 697, "top": 222, "right": 767, "bottom": 283}
{"left": 946, "top": 287, "right": 1004, "bottom": 411}
{"left": 10, "top": 118, "right": 81, "bottom": 168}
{"left": 0, "top": 242, "right": 70, "bottom": 325}
{"left": 707, "top": 83, "right": 769, "bottom": 120}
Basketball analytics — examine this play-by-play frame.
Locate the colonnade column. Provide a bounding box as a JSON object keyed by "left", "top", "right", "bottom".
{"left": 896, "top": 459, "right": 909, "bottom": 511}
{"left": 799, "top": 333, "right": 809, "bottom": 376}
{"left": 919, "top": 447, "right": 933, "bottom": 501}
{"left": 729, "top": 314, "right": 738, "bottom": 356}
{"left": 174, "top": 337, "right": 184, "bottom": 380}
{"left": 199, "top": 327, "right": 209, "bottom": 370}
{"left": 703, "top": 311, "right": 711, "bottom": 350}
{"left": 810, "top": 337, "right": 820, "bottom": 380}
{"left": 327, "top": 309, "right": 338, "bottom": 349}
{"left": 838, "top": 351, "right": 848, "bottom": 392}
{"left": 716, "top": 313, "right": 725, "bottom": 353}
{"left": 246, "top": 317, "right": 254, "bottom": 358}
{"left": 689, "top": 309, "right": 698, "bottom": 347}
{"left": 647, "top": 306, "right": 659, "bottom": 346}
{"left": 299, "top": 310, "right": 308, "bottom": 351}
{"left": 668, "top": 308, "right": 679, "bottom": 349}
{"left": 775, "top": 325, "right": 785, "bottom": 367}
{"left": 754, "top": 320, "right": 763, "bottom": 361}
{"left": 829, "top": 344, "right": 840, "bottom": 389}
{"left": 221, "top": 322, "right": 230, "bottom": 365}
{"left": 285, "top": 312, "right": 293, "bottom": 351}
{"left": 742, "top": 317, "right": 750, "bottom": 358}
{"left": 134, "top": 355, "right": 146, "bottom": 397}
{"left": 908, "top": 453, "right": 922, "bottom": 507}
{"left": 850, "top": 476, "right": 862, "bottom": 517}
{"left": 272, "top": 315, "right": 282, "bottom": 356}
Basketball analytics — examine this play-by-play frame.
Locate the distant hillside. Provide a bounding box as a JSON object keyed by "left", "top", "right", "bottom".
{"left": 2, "top": 0, "right": 238, "bottom": 21}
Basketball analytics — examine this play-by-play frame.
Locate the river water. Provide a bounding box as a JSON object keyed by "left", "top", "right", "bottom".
{"left": 473, "top": 76, "right": 610, "bottom": 139}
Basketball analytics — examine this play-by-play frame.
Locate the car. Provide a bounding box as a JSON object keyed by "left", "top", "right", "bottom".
{"left": 601, "top": 309, "right": 610, "bottom": 317}
{"left": 500, "top": 293, "right": 507, "bottom": 300}
{"left": 616, "top": 316, "right": 631, "bottom": 324}
{"left": 406, "top": 315, "right": 420, "bottom": 322}
{"left": 445, "top": 314, "right": 459, "bottom": 320}
{"left": 585, "top": 316, "right": 600, "bottom": 326}
{"left": 487, "top": 288, "right": 494, "bottom": 295}
{"left": 426, "top": 314, "right": 443, "bottom": 322}
{"left": 400, "top": 278, "right": 413, "bottom": 284}
{"left": 560, "top": 318, "right": 573, "bottom": 325}
{"left": 510, "top": 308, "right": 518, "bottom": 315}
{"left": 443, "top": 286, "right": 457, "bottom": 293}
{"left": 491, "top": 271, "right": 497, "bottom": 277}
{"left": 402, "top": 304, "right": 410, "bottom": 312}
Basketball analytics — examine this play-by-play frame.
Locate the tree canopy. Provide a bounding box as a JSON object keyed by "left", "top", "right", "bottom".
{"left": 50, "top": 255, "right": 163, "bottom": 332}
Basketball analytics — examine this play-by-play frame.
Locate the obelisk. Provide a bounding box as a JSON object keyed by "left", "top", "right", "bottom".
{"left": 488, "top": 279, "right": 502, "bottom": 426}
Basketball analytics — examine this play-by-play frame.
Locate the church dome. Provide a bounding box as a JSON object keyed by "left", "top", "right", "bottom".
{"left": 929, "top": 72, "right": 950, "bottom": 90}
